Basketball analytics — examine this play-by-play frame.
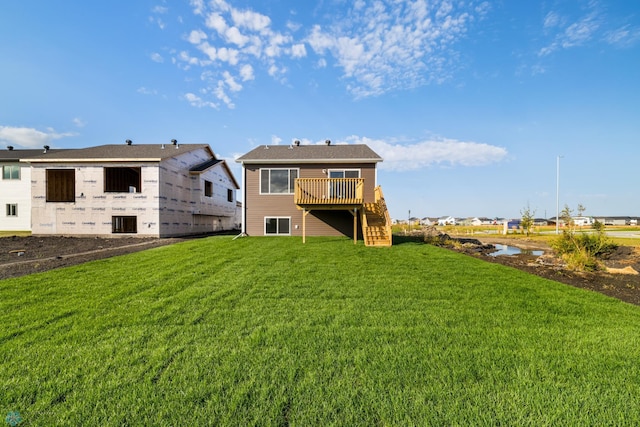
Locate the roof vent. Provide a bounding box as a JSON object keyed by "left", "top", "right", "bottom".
{"left": 126, "top": 139, "right": 132, "bottom": 145}
{"left": 171, "top": 139, "right": 179, "bottom": 149}
{"left": 325, "top": 139, "right": 331, "bottom": 146}
{"left": 7, "top": 146, "right": 13, "bottom": 151}
{"left": 43, "top": 145, "right": 50, "bottom": 153}
{"left": 264, "top": 145, "right": 269, "bottom": 149}
{"left": 294, "top": 140, "right": 300, "bottom": 146}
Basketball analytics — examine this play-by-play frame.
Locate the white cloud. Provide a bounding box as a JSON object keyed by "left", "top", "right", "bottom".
{"left": 187, "top": 29, "right": 207, "bottom": 44}
{"left": 184, "top": 93, "right": 218, "bottom": 108}
{"left": 537, "top": 4, "right": 638, "bottom": 56}
{"left": 137, "top": 86, "right": 158, "bottom": 95}
{"left": 214, "top": 82, "right": 235, "bottom": 109}
{"left": 290, "top": 43, "right": 306, "bottom": 58}
{"left": 0, "top": 126, "right": 77, "bottom": 149}
{"left": 239, "top": 64, "right": 254, "bottom": 81}
{"left": 222, "top": 71, "right": 242, "bottom": 92}
{"left": 190, "top": 0, "right": 205, "bottom": 15}
{"left": 343, "top": 136, "right": 508, "bottom": 171}
{"left": 170, "top": 0, "right": 486, "bottom": 108}
{"left": 271, "top": 135, "right": 282, "bottom": 145}
{"left": 231, "top": 9, "right": 271, "bottom": 33}
{"left": 306, "top": 0, "right": 483, "bottom": 98}
{"left": 605, "top": 25, "right": 640, "bottom": 48}
{"left": 150, "top": 52, "right": 164, "bottom": 63}
{"left": 72, "top": 118, "right": 86, "bottom": 128}
{"left": 226, "top": 26, "right": 249, "bottom": 47}
{"left": 205, "top": 12, "right": 227, "bottom": 34}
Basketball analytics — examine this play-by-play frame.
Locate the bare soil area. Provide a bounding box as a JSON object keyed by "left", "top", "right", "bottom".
{"left": 0, "top": 235, "right": 196, "bottom": 280}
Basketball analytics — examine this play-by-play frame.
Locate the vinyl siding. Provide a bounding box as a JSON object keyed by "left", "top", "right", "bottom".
{"left": 243, "top": 163, "right": 376, "bottom": 237}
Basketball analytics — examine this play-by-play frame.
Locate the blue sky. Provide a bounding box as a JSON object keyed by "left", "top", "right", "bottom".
{"left": 1, "top": 0, "right": 639, "bottom": 220}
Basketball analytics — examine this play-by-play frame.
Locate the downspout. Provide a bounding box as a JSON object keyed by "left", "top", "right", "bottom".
{"left": 241, "top": 164, "right": 246, "bottom": 234}
{"left": 233, "top": 164, "right": 247, "bottom": 240}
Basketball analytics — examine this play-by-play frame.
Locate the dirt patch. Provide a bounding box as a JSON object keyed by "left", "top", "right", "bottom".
{"left": 0, "top": 235, "right": 202, "bottom": 280}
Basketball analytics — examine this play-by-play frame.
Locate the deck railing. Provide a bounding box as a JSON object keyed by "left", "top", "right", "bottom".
{"left": 294, "top": 178, "right": 364, "bottom": 205}
{"left": 374, "top": 185, "right": 392, "bottom": 238}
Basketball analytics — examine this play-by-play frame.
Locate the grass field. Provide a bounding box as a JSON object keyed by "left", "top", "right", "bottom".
{"left": 2, "top": 236, "right": 640, "bottom": 425}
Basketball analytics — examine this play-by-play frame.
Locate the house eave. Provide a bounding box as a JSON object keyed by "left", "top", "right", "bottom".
{"left": 237, "top": 158, "right": 382, "bottom": 165}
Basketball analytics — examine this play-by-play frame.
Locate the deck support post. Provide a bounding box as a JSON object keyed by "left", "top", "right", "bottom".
{"left": 302, "top": 208, "right": 310, "bottom": 243}
{"left": 351, "top": 208, "right": 358, "bottom": 245}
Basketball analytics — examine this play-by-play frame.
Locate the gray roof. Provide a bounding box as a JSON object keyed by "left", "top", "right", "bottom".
{"left": 24, "top": 144, "right": 213, "bottom": 162}
{"left": 236, "top": 144, "right": 382, "bottom": 164}
{"left": 1, "top": 148, "right": 71, "bottom": 162}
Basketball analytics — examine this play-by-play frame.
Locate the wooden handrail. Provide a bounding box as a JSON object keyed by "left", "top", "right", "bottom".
{"left": 374, "top": 185, "right": 392, "bottom": 237}
{"left": 295, "top": 178, "right": 364, "bottom": 205}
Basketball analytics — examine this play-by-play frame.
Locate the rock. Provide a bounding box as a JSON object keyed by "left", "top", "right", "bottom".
{"left": 606, "top": 266, "right": 639, "bottom": 275}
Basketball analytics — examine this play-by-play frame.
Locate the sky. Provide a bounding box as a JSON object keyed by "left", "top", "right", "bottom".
{"left": 1, "top": 0, "right": 639, "bottom": 220}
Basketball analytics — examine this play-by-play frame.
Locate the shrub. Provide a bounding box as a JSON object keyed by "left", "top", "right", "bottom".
{"left": 551, "top": 217, "right": 616, "bottom": 271}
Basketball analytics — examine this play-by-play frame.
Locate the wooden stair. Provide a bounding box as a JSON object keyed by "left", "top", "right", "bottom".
{"left": 362, "top": 186, "right": 392, "bottom": 247}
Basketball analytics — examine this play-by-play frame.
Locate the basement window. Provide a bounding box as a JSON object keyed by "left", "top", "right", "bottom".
{"left": 112, "top": 216, "right": 137, "bottom": 233}
{"left": 6, "top": 204, "right": 17, "bottom": 217}
{"left": 265, "top": 217, "right": 290, "bottom": 235}
{"left": 46, "top": 169, "right": 75, "bottom": 202}
{"left": 204, "top": 180, "right": 213, "bottom": 197}
{"left": 104, "top": 167, "right": 141, "bottom": 193}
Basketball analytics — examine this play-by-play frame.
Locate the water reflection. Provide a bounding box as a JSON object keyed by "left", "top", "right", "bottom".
{"left": 489, "top": 244, "right": 544, "bottom": 257}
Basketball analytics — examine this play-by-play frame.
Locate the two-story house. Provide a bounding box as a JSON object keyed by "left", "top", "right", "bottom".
{"left": 25, "top": 141, "right": 239, "bottom": 237}
{"left": 236, "top": 141, "right": 391, "bottom": 246}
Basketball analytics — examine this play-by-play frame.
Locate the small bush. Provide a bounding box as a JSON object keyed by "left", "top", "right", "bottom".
{"left": 551, "top": 220, "right": 616, "bottom": 271}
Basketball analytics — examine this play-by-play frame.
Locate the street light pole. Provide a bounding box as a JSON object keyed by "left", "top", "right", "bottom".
{"left": 556, "top": 155, "right": 562, "bottom": 235}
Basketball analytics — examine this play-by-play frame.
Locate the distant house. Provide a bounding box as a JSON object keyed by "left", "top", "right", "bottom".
{"left": 1, "top": 146, "right": 67, "bottom": 231}
{"left": 25, "top": 142, "right": 239, "bottom": 237}
{"left": 437, "top": 216, "right": 456, "bottom": 226}
{"left": 236, "top": 142, "right": 391, "bottom": 246}
{"left": 420, "top": 217, "right": 438, "bottom": 226}
{"left": 533, "top": 218, "right": 549, "bottom": 226}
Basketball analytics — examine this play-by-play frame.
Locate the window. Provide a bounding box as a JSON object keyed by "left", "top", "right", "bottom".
{"left": 104, "top": 167, "right": 141, "bottom": 192}
{"left": 227, "top": 188, "right": 234, "bottom": 202}
{"left": 2, "top": 165, "right": 20, "bottom": 180}
{"left": 6, "top": 204, "right": 17, "bottom": 217}
{"left": 265, "top": 217, "right": 290, "bottom": 235}
{"left": 328, "top": 169, "right": 360, "bottom": 199}
{"left": 46, "top": 169, "right": 75, "bottom": 202}
{"left": 204, "top": 180, "right": 213, "bottom": 197}
{"left": 112, "top": 216, "right": 137, "bottom": 233}
{"left": 260, "top": 168, "right": 298, "bottom": 194}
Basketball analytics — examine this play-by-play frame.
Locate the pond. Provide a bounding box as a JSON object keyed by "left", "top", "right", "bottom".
{"left": 489, "top": 244, "right": 544, "bottom": 257}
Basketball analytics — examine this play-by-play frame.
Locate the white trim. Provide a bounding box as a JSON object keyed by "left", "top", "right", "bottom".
{"left": 327, "top": 168, "right": 360, "bottom": 178}
{"left": 264, "top": 216, "right": 291, "bottom": 235}
{"left": 259, "top": 168, "right": 299, "bottom": 195}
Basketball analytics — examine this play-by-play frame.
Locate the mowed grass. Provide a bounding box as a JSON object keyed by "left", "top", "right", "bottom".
{"left": 2, "top": 236, "right": 640, "bottom": 425}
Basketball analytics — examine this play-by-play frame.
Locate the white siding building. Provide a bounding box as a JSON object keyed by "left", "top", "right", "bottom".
{"left": 26, "top": 142, "right": 239, "bottom": 237}
{"left": 1, "top": 147, "right": 68, "bottom": 232}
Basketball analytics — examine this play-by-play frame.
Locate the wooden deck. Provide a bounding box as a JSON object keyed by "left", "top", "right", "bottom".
{"left": 294, "top": 178, "right": 392, "bottom": 246}
{"left": 294, "top": 178, "right": 364, "bottom": 207}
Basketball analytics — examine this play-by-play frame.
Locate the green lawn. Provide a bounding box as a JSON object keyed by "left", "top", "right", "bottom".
{"left": 2, "top": 236, "right": 640, "bottom": 425}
